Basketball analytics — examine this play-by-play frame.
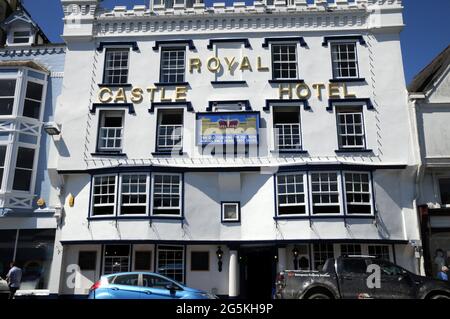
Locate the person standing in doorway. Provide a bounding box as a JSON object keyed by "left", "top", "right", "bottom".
{"left": 6, "top": 262, "right": 22, "bottom": 299}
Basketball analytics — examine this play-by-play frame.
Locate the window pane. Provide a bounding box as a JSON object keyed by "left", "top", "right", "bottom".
{"left": 104, "top": 245, "right": 130, "bottom": 274}
{"left": 0, "top": 80, "right": 16, "bottom": 96}
{"left": 0, "top": 98, "right": 14, "bottom": 115}
{"left": 114, "top": 274, "right": 139, "bottom": 286}
{"left": 12, "top": 169, "right": 32, "bottom": 191}
{"left": 16, "top": 147, "right": 35, "bottom": 169}
{"left": 15, "top": 229, "right": 55, "bottom": 290}
{"left": 26, "top": 82, "right": 43, "bottom": 101}
{"left": 22, "top": 99, "right": 41, "bottom": 119}
{"left": 439, "top": 179, "right": 450, "bottom": 205}
{"left": 135, "top": 251, "right": 152, "bottom": 271}
{"left": 157, "top": 245, "right": 184, "bottom": 283}
{"left": 191, "top": 251, "right": 209, "bottom": 271}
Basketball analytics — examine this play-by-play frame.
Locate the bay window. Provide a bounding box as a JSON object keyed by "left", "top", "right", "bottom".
{"left": 151, "top": 173, "right": 182, "bottom": 216}
{"left": 119, "top": 174, "right": 149, "bottom": 215}
{"left": 0, "top": 146, "right": 6, "bottom": 189}
{"left": 310, "top": 172, "right": 341, "bottom": 215}
{"left": 0, "top": 79, "right": 16, "bottom": 115}
{"left": 12, "top": 147, "right": 35, "bottom": 191}
{"left": 92, "top": 175, "right": 117, "bottom": 216}
{"left": 276, "top": 173, "right": 307, "bottom": 216}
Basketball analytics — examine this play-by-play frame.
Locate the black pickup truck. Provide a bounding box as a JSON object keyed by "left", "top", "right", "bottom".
{"left": 274, "top": 256, "right": 450, "bottom": 299}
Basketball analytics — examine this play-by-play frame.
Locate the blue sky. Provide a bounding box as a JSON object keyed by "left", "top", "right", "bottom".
{"left": 21, "top": 0, "right": 450, "bottom": 84}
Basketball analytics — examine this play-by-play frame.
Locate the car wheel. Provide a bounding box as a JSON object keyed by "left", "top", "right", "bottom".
{"left": 431, "top": 294, "right": 450, "bottom": 299}
{"left": 307, "top": 293, "right": 331, "bottom": 299}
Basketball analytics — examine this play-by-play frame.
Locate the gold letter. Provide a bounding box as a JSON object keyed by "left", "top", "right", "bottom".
{"left": 328, "top": 83, "right": 341, "bottom": 99}
{"left": 224, "top": 57, "right": 236, "bottom": 72}
{"left": 207, "top": 57, "right": 221, "bottom": 73}
{"left": 312, "top": 83, "right": 326, "bottom": 100}
{"left": 189, "top": 58, "right": 202, "bottom": 73}
{"left": 130, "top": 87, "right": 143, "bottom": 103}
{"left": 114, "top": 87, "right": 127, "bottom": 103}
{"left": 295, "top": 83, "right": 311, "bottom": 99}
{"left": 239, "top": 56, "right": 252, "bottom": 72}
{"left": 175, "top": 86, "right": 187, "bottom": 101}
{"left": 343, "top": 83, "right": 356, "bottom": 98}
{"left": 160, "top": 87, "right": 172, "bottom": 102}
{"left": 146, "top": 86, "right": 158, "bottom": 102}
{"left": 279, "top": 84, "right": 292, "bottom": 99}
{"left": 257, "top": 56, "right": 269, "bottom": 72}
{"left": 98, "top": 87, "right": 113, "bottom": 103}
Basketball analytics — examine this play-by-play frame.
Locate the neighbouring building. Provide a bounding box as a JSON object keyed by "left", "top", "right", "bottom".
{"left": 50, "top": 0, "right": 421, "bottom": 298}
{"left": 409, "top": 45, "right": 450, "bottom": 278}
{"left": 0, "top": 3, "right": 65, "bottom": 295}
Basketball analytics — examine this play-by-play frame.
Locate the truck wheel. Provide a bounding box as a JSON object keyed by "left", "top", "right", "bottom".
{"left": 307, "top": 293, "right": 331, "bottom": 299}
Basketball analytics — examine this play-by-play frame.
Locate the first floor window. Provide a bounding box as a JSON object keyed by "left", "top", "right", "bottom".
{"left": 311, "top": 172, "right": 340, "bottom": 214}
{"left": 160, "top": 47, "right": 185, "bottom": 83}
{"left": 313, "top": 243, "right": 334, "bottom": 271}
{"left": 336, "top": 107, "right": 365, "bottom": 149}
{"left": 368, "top": 245, "right": 390, "bottom": 261}
{"left": 98, "top": 111, "right": 124, "bottom": 152}
{"left": 103, "top": 245, "right": 131, "bottom": 275}
{"left": 344, "top": 172, "right": 372, "bottom": 214}
{"left": 191, "top": 251, "right": 209, "bottom": 271}
{"left": 12, "top": 147, "right": 35, "bottom": 191}
{"left": 273, "top": 107, "right": 301, "bottom": 151}
{"left": 134, "top": 251, "right": 152, "bottom": 271}
{"left": 276, "top": 173, "right": 306, "bottom": 215}
{"left": 331, "top": 42, "right": 359, "bottom": 79}
{"left": 157, "top": 245, "right": 184, "bottom": 282}
{"left": 272, "top": 44, "right": 298, "bottom": 80}
{"left": 0, "top": 79, "right": 16, "bottom": 115}
{"left": 156, "top": 109, "right": 183, "bottom": 152}
{"left": 103, "top": 48, "right": 129, "bottom": 85}
{"left": 439, "top": 178, "right": 450, "bottom": 206}
{"left": 340, "top": 244, "right": 362, "bottom": 257}
{"left": 0, "top": 145, "right": 6, "bottom": 189}
{"left": 152, "top": 173, "right": 182, "bottom": 216}
{"left": 22, "top": 81, "right": 44, "bottom": 120}
{"left": 119, "top": 174, "right": 148, "bottom": 215}
{"left": 92, "top": 175, "right": 117, "bottom": 216}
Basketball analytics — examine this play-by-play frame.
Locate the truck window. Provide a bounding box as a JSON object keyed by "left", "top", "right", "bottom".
{"left": 374, "top": 260, "right": 407, "bottom": 276}
{"left": 342, "top": 259, "right": 368, "bottom": 274}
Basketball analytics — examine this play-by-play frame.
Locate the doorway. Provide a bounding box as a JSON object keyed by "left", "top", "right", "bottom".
{"left": 239, "top": 246, "right": 276, "bottom": 299}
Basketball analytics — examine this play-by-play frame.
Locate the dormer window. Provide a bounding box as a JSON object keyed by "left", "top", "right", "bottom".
{"left": 13, "top": 31, "right": 31, "bottom": 44}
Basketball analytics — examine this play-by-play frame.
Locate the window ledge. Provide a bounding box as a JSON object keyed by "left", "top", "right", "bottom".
{"left": 329, "top": 78, "right": 366, "bottom": 83}
{"left": 152, "top": 150, "right": 185, "bottom": 156}
{"left": 87, "top": 216, "right": 185, "bottom": 221}
{"left": 274, "top": 215, "right": 375, "bottom": 220}
{"left": 271, "top": 150, "right": 308, "bottom": 154}
{"left": 154, "top": 82, "right": 189, "bottom": 87}
{"left": 335, "top": 149, "right": 373, "bottom": 154}
{"left": 269, "top": 79, "right": 305, "bottom": 84}
{"left": 211, "top": 81, "right": 247, "bottom": 85}
{"left": 91, "top": 152, "right": 127, "bottom": 157}
{"left": 98, "top": 83, "right": 133, "bottom": 88}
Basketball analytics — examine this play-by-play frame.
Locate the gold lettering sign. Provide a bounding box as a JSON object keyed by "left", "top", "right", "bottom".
{"left": 207, "top": 57, "right": 221, "bottom": 73}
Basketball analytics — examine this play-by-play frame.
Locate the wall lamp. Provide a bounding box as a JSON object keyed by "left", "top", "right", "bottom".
{"left": 43, "top": 122, "right": 61, "bottom": 136}
{"left": 216, "top": 246, "right": 223, "bottom": 272}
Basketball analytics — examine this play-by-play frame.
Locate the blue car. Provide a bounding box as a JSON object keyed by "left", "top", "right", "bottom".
{"left": 88, "top": 272, "right": 218, "bottom": 299}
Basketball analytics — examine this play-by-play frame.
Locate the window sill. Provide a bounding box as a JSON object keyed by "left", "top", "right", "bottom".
{"left": 87, "top": 216, "right": 185, "bottom": 221}
{"left": 91, "top": 152, "right": 127, "bottom": 157}
{"left": 274, "top": 215, "right": 375, "bottom": 220}
{"left": 211, "top": 81, "right": 247, "bottom": 85}
{"left": 269, "top": 79, "right": 305, "bottom": 84}
{"left": 154, "top": 82, "right": 189, "bottom": 87}
{"left": 335, "top": 149, "right": 373, "bottom": 154}
{"left": 152, "top": 150, "right": 185, "bottom": 156}
{"left": 222, "top": 220, "right": 241, "bottom": 223}
{"left": 329, "top": 78, "right": 366, "bottom": 83}
{"left": 271, "top": 150, "right": 308, "bottom": 154}
{"left": 98, "top": 83, "right": 133, "bottom": 87}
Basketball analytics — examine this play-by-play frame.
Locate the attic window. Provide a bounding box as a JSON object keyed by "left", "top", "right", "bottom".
{"left": 13, "top": 31, "right": 31, "bottom": 44}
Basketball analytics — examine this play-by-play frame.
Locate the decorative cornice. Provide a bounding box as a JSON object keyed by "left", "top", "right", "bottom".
{"left": 0, "top": 46, "right": 66, "bottom": 57}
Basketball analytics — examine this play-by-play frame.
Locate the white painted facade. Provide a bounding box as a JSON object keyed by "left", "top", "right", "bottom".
{"left": 409, "top": 46, "right": 450, "bottom": 278}
{"left": 48, "top": 0, "right": 421, "bottom": 297}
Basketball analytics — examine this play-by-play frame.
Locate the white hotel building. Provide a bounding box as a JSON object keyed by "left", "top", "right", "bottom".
{"left": 47, "top": 0, "right": 421, "bottom": 298}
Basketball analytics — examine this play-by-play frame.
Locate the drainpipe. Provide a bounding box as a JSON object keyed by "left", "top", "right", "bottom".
{"left": 409, "top": 92, "right": 426, "bottom": 275}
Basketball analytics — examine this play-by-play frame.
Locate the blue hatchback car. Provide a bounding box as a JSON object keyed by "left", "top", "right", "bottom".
{"left": 88, "top": 272, "right": 218, "bottom": 299}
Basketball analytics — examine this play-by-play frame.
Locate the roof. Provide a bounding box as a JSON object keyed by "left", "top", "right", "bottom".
{"left": 0, "top": 60, "right": 49, "bottom": 73}
{"left": 408, "top": 45, "right": 450, "bottom": 93}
